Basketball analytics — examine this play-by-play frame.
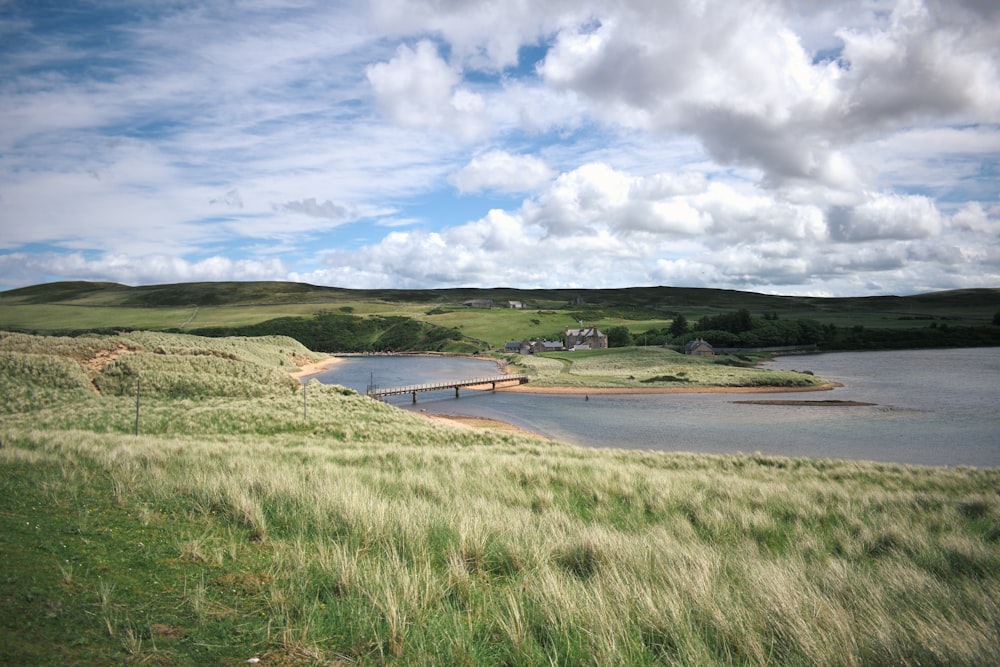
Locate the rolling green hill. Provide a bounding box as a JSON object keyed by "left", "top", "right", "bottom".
{"left": 2, "top": 281, "right": 999, "bottom": 351}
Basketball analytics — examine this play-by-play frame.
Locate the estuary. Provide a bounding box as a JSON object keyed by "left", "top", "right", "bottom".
{"left": 313, "top": 348, "right": 1000, "bottom": 467}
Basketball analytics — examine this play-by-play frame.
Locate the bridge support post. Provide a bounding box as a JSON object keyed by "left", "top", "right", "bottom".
{"left": 412, "top": 392, "right": 417, "bottom": 404}
{"left": 455, "top": 387, "right": 460, "bottom": 398}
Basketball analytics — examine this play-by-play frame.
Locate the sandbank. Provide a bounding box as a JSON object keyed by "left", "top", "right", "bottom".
{"left": 731, "top": 398, "right": 874, "bottom": 407}
{"left": 496, "top": 381, "right": 841, "bottom": 396}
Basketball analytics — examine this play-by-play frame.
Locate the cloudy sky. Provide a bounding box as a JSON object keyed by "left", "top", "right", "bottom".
{"left": 1, "top": 0, "right": 999, "bottom": 296}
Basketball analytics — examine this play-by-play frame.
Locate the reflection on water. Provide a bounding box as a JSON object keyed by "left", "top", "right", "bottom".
{"left": 314, "top": 349, "right": 1000, "bottom": 467}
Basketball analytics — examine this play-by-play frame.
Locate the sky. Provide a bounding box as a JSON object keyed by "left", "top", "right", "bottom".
{"left": 1, "top": 0, "right": 999, "bottom": 296}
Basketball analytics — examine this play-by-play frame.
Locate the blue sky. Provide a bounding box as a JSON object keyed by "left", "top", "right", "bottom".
{"left": 1, "top": 0, "right": 999, "bottom": 296}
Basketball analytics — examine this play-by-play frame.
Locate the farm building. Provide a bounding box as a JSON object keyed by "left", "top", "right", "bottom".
{"left": 564, "top": 327, "right": 608, "bottom": 350}
{"left": 505, "top": 340, "right": 563, "bottom": 354}
{"left": 462, "top": 299, "right": 493, "bottom": 308}
{"left": 684, "top": 338, "right": 715, "bottom": 357}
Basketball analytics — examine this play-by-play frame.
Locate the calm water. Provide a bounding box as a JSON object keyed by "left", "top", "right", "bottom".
{"left": 313, "top": 349, "right": 1000, "bottom": 467}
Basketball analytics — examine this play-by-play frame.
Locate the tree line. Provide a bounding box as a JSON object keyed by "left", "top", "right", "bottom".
{"left": 187, "top": 310, "right": 465, "bottom": 353}
{"left": 608, "top": 308, "right": 1000, "bottom": 350}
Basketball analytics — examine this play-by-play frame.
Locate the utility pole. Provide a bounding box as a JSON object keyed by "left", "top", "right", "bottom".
{"left": 134, "top": 377, "right": 141, "bottom": 436}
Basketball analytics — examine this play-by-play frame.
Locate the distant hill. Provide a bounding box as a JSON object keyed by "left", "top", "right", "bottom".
{"left": 2, "top": 281, "right": 999, "bottom": 352}
{"left": 4, "top": 280, "right": 999, "bottom": 313}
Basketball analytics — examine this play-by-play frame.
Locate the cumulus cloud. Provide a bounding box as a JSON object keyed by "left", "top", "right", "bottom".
{"left": 365, "top": 40, "right": 487, "bottom": 140}
{"left": 450, "top": 150, "right": 554, "bottom": 193}
{"left": 836, "top": 0, "right": 1000, "bottom": 129}
{"left": 828, "top": 193, "right": 943, "bottom": 241}
{"left": 296, "top": 157, "right": 1000, "bottom": 295}
{"left": 530, "top": 0, "right": 1000, "bottom": 187}
{"left": 2, "top": 0, "right": 1000, "bottom": 296}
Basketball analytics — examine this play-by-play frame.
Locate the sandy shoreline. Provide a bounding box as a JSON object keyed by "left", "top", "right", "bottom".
{"left": 289, "top": 356, "right": 343, "bottom": 380}
{"left": 423, "top": 414, "right": 552, "bottom": 439}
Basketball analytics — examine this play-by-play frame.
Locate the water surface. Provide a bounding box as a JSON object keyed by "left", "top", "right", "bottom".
{"left": 314, "top": 349, "right": 1000, "bottom": 467}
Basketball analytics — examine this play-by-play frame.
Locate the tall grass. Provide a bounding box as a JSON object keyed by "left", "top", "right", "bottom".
{"left": 1, "top": 332, "right": 998, "bottom": 665}
{"left": 0, "top": 351, "right": 95, "bottom": 413}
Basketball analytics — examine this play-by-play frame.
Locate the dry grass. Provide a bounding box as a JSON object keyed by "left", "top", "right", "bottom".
{"left": 1, "top": 331, "right": 998, "bottom": 665}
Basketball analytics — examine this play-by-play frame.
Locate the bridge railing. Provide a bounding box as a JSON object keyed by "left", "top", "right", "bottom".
{"left": 367, "top": 373, "right": 528, "bottom": 397}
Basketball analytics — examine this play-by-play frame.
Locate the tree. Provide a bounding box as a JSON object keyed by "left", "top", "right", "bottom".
{"left": 696, "top": 308, "right": 753, "bottom": 334}
{"left": 669, "top": 313, "right": 689, "bottom": 337}
{"left": 606, "top": 326, "right": 633, "bottom": 348}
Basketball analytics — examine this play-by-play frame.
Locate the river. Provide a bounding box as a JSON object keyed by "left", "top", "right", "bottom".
{"left": 311, "top": 348, "right": 1000, "bottom": 468}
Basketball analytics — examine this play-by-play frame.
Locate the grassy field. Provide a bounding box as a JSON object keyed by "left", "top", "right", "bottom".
{"left": 3, "top": 281, "right": 999, "bottom": 350}
{"left": 504, "top": 347, "right": 827, "bottom": 389}
{"left": 2, "top": 331, "right": 999, "bottom": 665}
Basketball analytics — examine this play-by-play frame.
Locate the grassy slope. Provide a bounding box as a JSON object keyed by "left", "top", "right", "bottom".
{"left": 2, "top": 282, "right": 999, "bottom": 349}
{"left": 2, "top": 331, "right": 999, "bottom": 665}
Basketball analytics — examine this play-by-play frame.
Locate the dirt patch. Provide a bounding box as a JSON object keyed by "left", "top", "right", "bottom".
{"left": 150, "top": 623, "right": 185, "bottom": 639}
{"left": 211, "top": 571, "right": 272, "bottom": 595}
{"left": 81, "top": 344, "right": 137, "bottom": 376}
{"left": 82, "top": 343, "right": 142, "bottom": 394}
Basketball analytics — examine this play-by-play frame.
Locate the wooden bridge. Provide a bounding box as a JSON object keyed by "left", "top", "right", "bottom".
{"left": 366, "top": 373, "right": 529, "bottom": 403}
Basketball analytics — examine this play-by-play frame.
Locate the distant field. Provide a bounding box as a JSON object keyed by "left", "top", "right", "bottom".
{"left": 2, "top": 281, "right": 998, "bottom": 350}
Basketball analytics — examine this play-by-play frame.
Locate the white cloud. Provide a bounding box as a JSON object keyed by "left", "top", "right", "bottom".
{"left": 369, "top": 0, "right": 586, "bottom": 70}
{"left": 295, "top": 160, "right": 1000, "bottom": 295}
{"left": 0, "top": 251, "right": 289, "bottom": 290}
{"left": 1, "top": 0, "right": 999, "bottom": 296}
{"left": 528, "top": 0, "right": 1000, "bottom": 189}
{"left": 450, "top": 150, "right": 554, "bottom": 193}
{"left": 836, "top": 0, "right": 1000, "bottom": 128}
{"left": 366, "top": 40, "right": 487, "bottom": 141}
{"left": 952, "top": 202, "right": 998, "bottom": 234}
{"left": 828, "top": 193, "right": 943, "bottom": 241}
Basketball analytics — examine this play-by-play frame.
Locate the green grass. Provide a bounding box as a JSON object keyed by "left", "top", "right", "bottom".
{"left": 506, "top": 346, "right": 827, "bottom": 389}
{"left": 2, "top": 331, "right": 999, "bottom": 665}
{"left": 3, "top": 282, "right": 999, "bottom": 350}
{"left": 0, "top": 303, "right": 201, "bottom": 331}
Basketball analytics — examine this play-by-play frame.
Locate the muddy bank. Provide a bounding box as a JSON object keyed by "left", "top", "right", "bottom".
{"left": 731, "top": 399, "right": 875, "bottom": 407}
